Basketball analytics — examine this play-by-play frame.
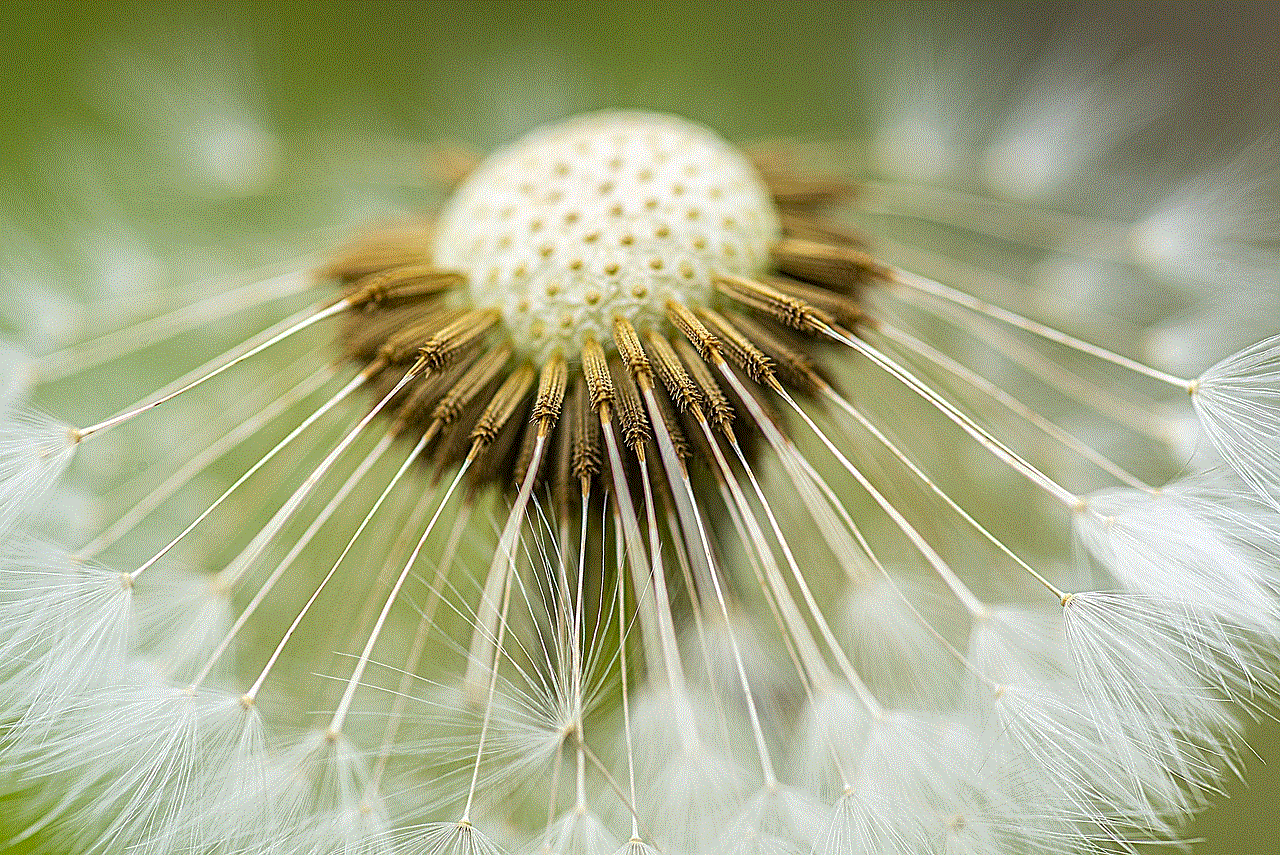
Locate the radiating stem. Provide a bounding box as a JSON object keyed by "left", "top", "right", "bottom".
{"left": 73, "top": 298, "right": 349, "bottom": 441}
{"left": 885, "top": 266, "right": 1192, "bottom": 390}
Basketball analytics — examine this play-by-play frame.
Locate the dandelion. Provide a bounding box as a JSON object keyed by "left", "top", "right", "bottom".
{"left": 2, "top": 98, "right": 1279, "bottom": 855}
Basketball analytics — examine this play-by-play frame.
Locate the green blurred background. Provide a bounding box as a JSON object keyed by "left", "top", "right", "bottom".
{"left": 1, "top": 1, "right": 1277, "bottom": 851}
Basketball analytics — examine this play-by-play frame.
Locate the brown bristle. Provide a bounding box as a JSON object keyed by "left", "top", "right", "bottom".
{"left": 727, "top": 312, "right": 825, "bottom": 396}
{"left": 428, "top": 344, "right": 512, "bottom": 428}
{"left": 650, "top": 381, "right": 691, "bottom": 463}
{"left": 762, "top": 275, "right": 864, "bottom": 328}
{"left": 748, "top": 147, "right": 857, "bottom": 209}
{"left": 610, "top": 356, "right": 650, "bottom": 455}
{"left": 570, "top": 380, "right": 601, "bottom": 485}
{"left": 581, "top": 336, "right": 615, "bottom": 412}
{"left": 551, "top": 388, "right": 577, "bottom": 514}
{"left": 468, "top": 393, "right": 530, "bottom": 496}
{"left": 343, "top": 304, "right": 457, "bottom": 362}
{"left": 322, "top": 138, "right": 880, "bottom": 513}
{"left": 346, "top": 265, "right": 464, "bottom": 309}
{"left": 676, "top": 339, "right": 736, "bottom": 439}
{"left": 666, "top": 301, "right": 721, "bottom": 363}
{"left": 323, "top": 226, "right": 435, "bottom": 283}
{"left": 679, "top": 390, "right": 726, "bottom": 470}
{"left": 374, "top": 308, "right": 468, "bottom": 365}
{"left": 778, "top": 212, "right": 870, "bottom": 249}
{"left": 393, "top": 352, "right": 481, "bottom": 432}
{"left": 531, "top": 353, "right": 568, "bottom": 427}
{"left": 420, "top": 309, "right": 501, "bottom": 371}
{"left": 429, "top": 389, "right": 491, "bottom": 482}
{"left": 512, "top": 412, "right": 542, "bottom": 488}
{"left": 469, "top": 363, "right": 535, "bottom": 449}
{"left": 612, "top": 317, "right": 652, "bottom": 384}
{"left": 695, "top": 308, "right": 777, "bottom": 388}
{"left": 761, "top": 174, "right": 857, "bottom": 210}
{"left": 713, "top": 273, "right": 834, "bottom": 335}
{"left": 644, "top": 332, "right": 702, "bottom": 415}
{"left": 771, "top": 237, "right": 891, "bottom": 292}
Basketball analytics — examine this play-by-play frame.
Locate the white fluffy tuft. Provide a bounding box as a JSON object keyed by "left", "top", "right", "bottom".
{"left": 266, "top": 730, "right": 392, "bottom": 855}
{"left": 0, "top": 407, "right": 76, "bottom": 543}
{"left": 537, "top": 809, "right": 616, "bottom": 855}
{"left": 812, "top": 789, "right": 925, "bottom": 855}
{"left": 134, "top": 568, "right": 234, "bottom": 683}
{"left": 1062, "top": 592, "right": 1274, "bottom": 800}
{"left": 1193, "top": 335, "right": 1280, "bottom": 508}
{"left": 10, "top": 686, "right": 267, "bottom": 855}
{"left": 398, "top": 821, "right": 508, "bottom": 855}
{"left": 0, "top": 540, "right": 133, "bottom": 736}
{"left": 1075, "top": 482, "right": 1280, "bottom": 633}
{"left": 842, "top": 575, "right": 959, "bottom": 706}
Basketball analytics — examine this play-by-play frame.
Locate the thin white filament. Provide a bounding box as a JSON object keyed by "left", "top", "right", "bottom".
{"left": 188, "top": 430, "right": 398, "bottom": 690}
{"left": 463, "top": 434, "right": 549, "bottom": 695}
{"left": 35, "top": 262, "right": 317, "bottom": 383}
{"left": 213, "top": 362, "right": 427, "bottom": 593}
{"left": 640, "top": 386, "right": 778, "bottom": 788}
{"left": 327, "top": 437, "right": 475, "bottom": 736}
{"left": 73, "top": 297, "right": 349, "bottom": 441}
{"left": 78, "top": 362, "right": 336, "bottom": 558}
{"left": 886, "top": 266, "right": 1191, "bottom": 389}
{"left": 128, "top": 367, "right": 367, "bottom": 582}
{"left": 858, "top": 179, "right": 1130, "bottom": 255}
{"left": 871, "top": 319, "right": 1151, "bottom": 490}
{"left": 248, "top": 453, "right": 468, "bottom": 706}
{"left": 900, "top": 286, "right": 1169, "bottom": 441}
{"left": 370, "top": 499, "right": 472, "bottom": 793}
{"left": 820, "top": 384, "right": 1072, "bottom": 609}
{"left": 820, "top": 322, "right": 1080, "bottom": 508}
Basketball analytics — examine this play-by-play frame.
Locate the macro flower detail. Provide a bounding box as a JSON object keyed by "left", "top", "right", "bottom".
{"left": 2, "top": 105, "right": 1279, "bottom": 855}
{"left": 432, "top": 112, "right": 779, "bottom": 360}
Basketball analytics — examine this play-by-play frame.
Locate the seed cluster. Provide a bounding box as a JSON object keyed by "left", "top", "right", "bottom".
{"left": 330, "top": 111, "right": 869, "bottom": 513}
{"left": 432, "top": 112, "right": 780, "bottom": 361}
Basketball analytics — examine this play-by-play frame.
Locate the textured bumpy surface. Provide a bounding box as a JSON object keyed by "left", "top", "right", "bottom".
{"left": 432, "top": 111, "right": 780, "bottom": 360}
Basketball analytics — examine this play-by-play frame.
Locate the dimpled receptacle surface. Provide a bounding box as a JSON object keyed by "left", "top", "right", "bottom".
{"left": 432, "top": 111, "right": 780, "bottom": 360}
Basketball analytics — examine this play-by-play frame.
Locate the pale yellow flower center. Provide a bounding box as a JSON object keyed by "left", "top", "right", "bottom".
{"left": 432, "top": 111, "right": 780, "bottom": 360}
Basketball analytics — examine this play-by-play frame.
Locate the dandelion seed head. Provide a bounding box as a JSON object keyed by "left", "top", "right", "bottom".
{"left": 4, "top": 13, "right": 1280, "bottom": 853}
{"left": 433, "top": 111, "right": 779, "bottom": 360}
